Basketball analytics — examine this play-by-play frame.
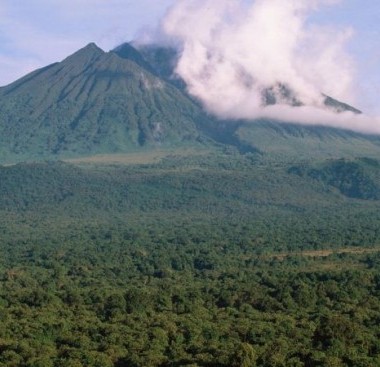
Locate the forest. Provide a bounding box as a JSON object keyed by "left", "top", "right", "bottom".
{"left": 0, "top": 149, "right": 379, "bottom": 366}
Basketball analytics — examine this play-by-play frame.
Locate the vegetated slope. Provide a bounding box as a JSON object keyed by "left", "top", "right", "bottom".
{"left": 234, "top": 120, "right": 380, "bottom": 160}
{"left": 115, "top": 43, "right": 186, "bottom": 90}
{"left": 1, "top": 153, "right": 380, "bottom": 251}
{"left": 0, "top": 126, "right": 379, "bottom": 367}
{"left": 0, "top": 43, "right": 212, "bottom": 163}
{"left": 0, "top": 41, "right": 380, "bottom": 164}
{"left": 288, "top": 157, "right": 380, "bottom": 200}
{"left": 1, "top": 153, "right": 380, "bottom": 366}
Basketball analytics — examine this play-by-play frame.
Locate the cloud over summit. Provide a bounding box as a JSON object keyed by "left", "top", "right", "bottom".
{"left": 158, "top": 0, "right": 380, "bottom": 134}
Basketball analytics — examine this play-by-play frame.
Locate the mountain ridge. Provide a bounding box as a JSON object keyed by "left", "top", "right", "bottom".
{"left": 0, "top": 42, "right": 379, "bottom": 164}
{"left": 0, "top": 43, "right": 214, "bottom": 162}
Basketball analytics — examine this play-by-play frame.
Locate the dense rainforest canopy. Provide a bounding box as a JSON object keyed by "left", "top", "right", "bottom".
{"left": 0, "top": 150, "right": 379, "bottom": 366}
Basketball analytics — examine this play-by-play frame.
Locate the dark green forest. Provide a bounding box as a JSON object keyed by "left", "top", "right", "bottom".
{"left": 0, "top": 150, "right": 380, "bottom": 366}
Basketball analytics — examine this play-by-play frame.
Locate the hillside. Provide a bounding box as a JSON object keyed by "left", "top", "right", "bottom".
{"left": 1, "top": 153, "right": 379, "bottom": 250}
{"left": 0, "top": 43, "right": 212, "bottom": 163}
{"left": 234, "top": 120, "right": 380, "bottom": 159}
{"left": 0, "top": 42, "right": 379, "bottom": 163}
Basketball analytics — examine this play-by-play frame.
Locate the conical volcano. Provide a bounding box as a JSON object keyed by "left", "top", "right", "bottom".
{"left": 0, "top": 43, "right": 209, "bottom": 161}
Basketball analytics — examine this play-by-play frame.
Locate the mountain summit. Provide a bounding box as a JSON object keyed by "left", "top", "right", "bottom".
{"left": 0, "top": 43, "right": 209, "bottom": 162}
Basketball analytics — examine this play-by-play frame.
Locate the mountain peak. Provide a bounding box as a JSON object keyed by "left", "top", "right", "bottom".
{"left": 77, "top": 42, "right": 104, "bottom": 55}
{"left": 261, "top": 82, "right": 361, "bottom": 114}
{"left": 0, "top": 41, "right": 376, "bottom": 164}
{"left": 83, "top": 42, "right": 103, "bottom": 52}
{"left": 0, "top": 41, "right": 205, "bottom": 162}
{"left": 57, "top": 42, "right": 105, "bottom": 72}
{"left": 323, "top": 94, "right": 362, "bottom": 114}
{"left": 63, "top": 42, "right": 104, "bottom": 61}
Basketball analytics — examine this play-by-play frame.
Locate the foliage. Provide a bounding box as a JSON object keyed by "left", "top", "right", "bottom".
{"left": 288, "top": 158, "right": 380, "bottom": 200}
{"left": 0, "top": 152, "right": 379, "bottom": 366}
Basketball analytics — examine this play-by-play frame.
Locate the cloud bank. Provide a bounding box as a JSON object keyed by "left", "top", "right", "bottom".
{"left": 161, "top": 0, "right": 380, "bottom": 134}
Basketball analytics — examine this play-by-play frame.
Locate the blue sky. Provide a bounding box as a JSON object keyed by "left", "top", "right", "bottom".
{"left": 0, "top": 0, "right": 175, "bottom": 84}
{"left": 310, "top": 0, "right": 380, "bottom": 114}
{"left": 0, "top": 0, "right": 379, "bottom": 114}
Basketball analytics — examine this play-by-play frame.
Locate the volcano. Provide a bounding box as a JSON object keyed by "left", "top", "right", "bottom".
{"left": 0, "top": 42, "right": 379, "bottom": 163}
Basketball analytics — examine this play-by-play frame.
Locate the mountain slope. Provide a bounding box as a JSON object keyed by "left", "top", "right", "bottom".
{"left": 233, "top": 120, "right": 380, "bottom": 160}
{"left": 0, "top": 42, "right": 379, "bottom": 163}
{"left": 115, "top": 43, "right": 185, "bottom": 90}
{"left": 0, "top": 43, "right": 211, "bottom": 162}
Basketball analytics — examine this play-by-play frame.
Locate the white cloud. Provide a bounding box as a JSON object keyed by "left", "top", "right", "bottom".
{"left": 1, "top": 0, "right": 379, "bottom": 134}
{"left": 259, "top": 106, "right": 380, "bottom": 134}
{"left": 160, "top": 0, "right": 380, "bottom": 134}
